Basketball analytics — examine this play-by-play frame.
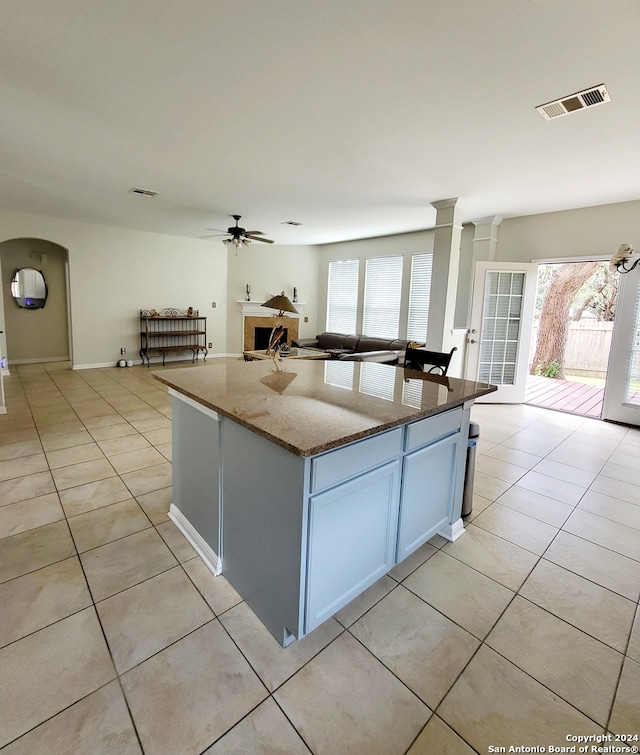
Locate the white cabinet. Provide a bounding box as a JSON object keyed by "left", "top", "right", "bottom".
{"left": 306, "top": 460, "right": 400, "bottom": 633}
{"left": 169, "top": 390, "right": 470, "bottom": 646}
{"left": 397, "top": 434, "right": 460, "bottom": 560}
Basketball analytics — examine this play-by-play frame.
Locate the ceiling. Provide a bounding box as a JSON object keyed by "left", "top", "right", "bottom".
{"left": 1, "top": 0, "right": 639, "bottom": 246}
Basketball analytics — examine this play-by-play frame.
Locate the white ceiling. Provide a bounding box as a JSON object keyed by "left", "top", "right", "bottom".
{"left": 1, "top": 0, "right": 639, "bottom": 246}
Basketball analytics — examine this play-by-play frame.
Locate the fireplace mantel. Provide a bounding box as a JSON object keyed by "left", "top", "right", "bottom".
{"left": 237, "top": 300, "right": 303, "bottom": 318}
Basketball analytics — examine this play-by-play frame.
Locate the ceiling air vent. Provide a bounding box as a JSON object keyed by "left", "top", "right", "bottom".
{"left": 129, "top": 187, "right": 158, "bottom": 197}
{"left": 536, "top": 84, "right": 610, "bottom": 120}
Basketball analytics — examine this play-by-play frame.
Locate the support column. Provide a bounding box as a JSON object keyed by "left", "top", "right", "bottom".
{"left": 455, "top": 215, "right": 503, "bottom": 329}
{"left": 426, "top": 198, "right": 463, "bottom": 352}
{"left": 471, "top": 215, "right": 502, "bottom": 265}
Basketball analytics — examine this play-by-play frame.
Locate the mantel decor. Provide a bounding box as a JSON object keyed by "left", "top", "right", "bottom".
{"left": 143, "top": 307, "right": 197, "bottom": 318}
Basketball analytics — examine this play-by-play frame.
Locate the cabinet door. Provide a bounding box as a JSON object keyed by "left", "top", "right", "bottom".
{"left": 397, "top": 433, "right": 459, "bottom": 561}
{"left": 305, "top": 461, "right": 400, "bottom": 633}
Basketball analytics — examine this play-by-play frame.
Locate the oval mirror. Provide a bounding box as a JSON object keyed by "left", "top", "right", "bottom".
{"left": 11, "top": 268, "right": 48, "bottom": 309}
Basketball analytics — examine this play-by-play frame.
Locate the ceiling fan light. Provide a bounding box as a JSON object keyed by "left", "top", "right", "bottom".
{"left": 242, "top": 239, "right": 251, "bottom": 246}
{"left": 222, "top": 238, "right": 232, "bottom": 246}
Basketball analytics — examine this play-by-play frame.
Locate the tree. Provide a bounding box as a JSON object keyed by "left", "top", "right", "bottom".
{"left": 570, "top": 264, "right": 618, "bottom": 322}
{"left": 530, "top": 262, "right": 600, "bottom": 379}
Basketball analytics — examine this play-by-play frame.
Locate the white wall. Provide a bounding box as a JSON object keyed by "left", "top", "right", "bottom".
{"left": 496, "top": 199, "right": 640, "bottom": 263}
{"left": 226, "top": 243, "right": 321, "bottom": 353}
{"left": 0, "top": 210, "right": 228, "bottom": 368}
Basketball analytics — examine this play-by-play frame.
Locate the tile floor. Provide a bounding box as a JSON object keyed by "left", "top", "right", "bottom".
{"left": 0, "top": 361, "right": 639, "bottom": 754}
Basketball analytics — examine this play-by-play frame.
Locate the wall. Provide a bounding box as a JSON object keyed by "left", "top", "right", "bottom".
{"left": 0, "top": 210, "right": 228, "bottom": 368}
{"left": 452, "top": 199, "right": 640, "bottom": 334}
{"left": 0, "top": 239, "right": 69, "bottom": 362}
{"left": 495, "top": 199, "right": 640, "bottom": 263}
{"left": 226, "top": 243, "right": 321, "bottom": 353}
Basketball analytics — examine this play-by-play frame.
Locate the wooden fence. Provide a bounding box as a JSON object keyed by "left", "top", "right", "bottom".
{"left": 530, "top": 320, "right": 613, "bottom": 378}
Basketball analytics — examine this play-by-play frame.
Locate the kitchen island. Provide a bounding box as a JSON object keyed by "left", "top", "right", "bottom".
{"left": 154, "top": 359, "right": 496, "bottom": 646}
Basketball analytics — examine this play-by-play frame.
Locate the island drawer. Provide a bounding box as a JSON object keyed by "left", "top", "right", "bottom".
{"left": 405, "top": 407, "right": 462, "bottom": 452}
{"left": 310, "top": 427, "right": 403, "bottom": 493}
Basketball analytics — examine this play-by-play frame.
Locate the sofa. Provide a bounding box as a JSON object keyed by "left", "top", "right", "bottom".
{"left": 292, "top": 332, "right": 410, "bottom": 364}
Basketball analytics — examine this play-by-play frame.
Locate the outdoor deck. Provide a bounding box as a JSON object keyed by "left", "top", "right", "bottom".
{"left": 525, "top": 375, "right": 604, "bottom": 418}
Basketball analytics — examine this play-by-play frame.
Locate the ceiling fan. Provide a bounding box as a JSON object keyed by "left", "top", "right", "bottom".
{"left": 203, "top": 215, "right": 274, "bottom": 247}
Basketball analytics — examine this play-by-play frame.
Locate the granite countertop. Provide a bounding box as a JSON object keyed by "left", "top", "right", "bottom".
{"left": 154, "top": 359, "right": 496, "bottom": 457}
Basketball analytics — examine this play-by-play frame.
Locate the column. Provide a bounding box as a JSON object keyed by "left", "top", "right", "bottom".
{"left": 426, "top": 198, "right": 463, "bottom": 352}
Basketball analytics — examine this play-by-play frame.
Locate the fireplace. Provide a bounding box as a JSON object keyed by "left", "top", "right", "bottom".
{"left": 239, "top": 300, "right": 301, "bottom": 352}
{"left": 254, "top": 326, "right": 289, "bottom": 350}
{"left": 243, "top": 315, "right": 299, "bottom": 351}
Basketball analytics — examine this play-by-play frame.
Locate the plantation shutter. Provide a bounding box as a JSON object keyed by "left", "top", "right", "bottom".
{"left": 326, "top": 259, "right": 359, "bottom": 333}
{"left": 406, "top": 253, "right": 433, "bottom": 342}
{"left": 362, "top": 256, "right": 403, "bottom": 339}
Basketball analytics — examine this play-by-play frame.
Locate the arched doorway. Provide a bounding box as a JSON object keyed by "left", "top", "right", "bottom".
{"left": 0, "top": 238, "right": 71, "bottom": 365}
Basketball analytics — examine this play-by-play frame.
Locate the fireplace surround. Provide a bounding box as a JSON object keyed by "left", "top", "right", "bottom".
{"left": 239, "top": 301, "right": 300, "bottom": 352}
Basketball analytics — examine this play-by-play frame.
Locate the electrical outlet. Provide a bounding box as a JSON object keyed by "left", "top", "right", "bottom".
{"left": 304, "top": 316, "right": 309, "bottom": 323}
{"left": 208, "top": 342, "right": 212, "bottom": 348}
{"left": 211, "top": 301, "right": 217, "bottom": 308}
{"left": 120, "top": 347, "right": 126, "bottom": 355}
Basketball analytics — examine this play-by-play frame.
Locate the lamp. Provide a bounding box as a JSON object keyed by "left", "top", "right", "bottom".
{"left": 261, "top": 291, "right": 299, "bottom": 317}
{"left": 261, "top": 292, "right": 298, "bottom": 359}
{"left": 223, "top": 237, "right": 251, "bottom": 248}
{"left": 610, "top": 243, "right": 638, "bottom": 273}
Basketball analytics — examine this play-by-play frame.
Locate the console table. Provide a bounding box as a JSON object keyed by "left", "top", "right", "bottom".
{"left": 154, "top": 360, "right": 496, "bottom": 646}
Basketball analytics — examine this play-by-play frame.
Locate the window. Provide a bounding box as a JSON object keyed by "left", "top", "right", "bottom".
{"left": 406, "top": 253, "right": 433, "bottom": 342}
{"left": 478, "top": 271, "right": 524, "bottom": 384}
{"left": 326, "top": 259, "right": 359, "bottom": 333}
{"left": 362, "top": 256, "right": 403, "bottom": 339}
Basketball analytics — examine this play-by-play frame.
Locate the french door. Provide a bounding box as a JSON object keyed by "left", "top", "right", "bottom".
{"left": 602, "top": 267, "right": 640, "bottom": 426}
{"left": 466, "top": 262, "right": 537, "bottom": 403}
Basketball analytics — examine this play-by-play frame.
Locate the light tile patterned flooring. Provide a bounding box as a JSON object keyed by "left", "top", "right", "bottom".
{"left": 0, "top": 361, "right": 639, "bottom": 754}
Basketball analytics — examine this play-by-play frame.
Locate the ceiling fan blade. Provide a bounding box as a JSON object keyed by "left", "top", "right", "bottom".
{"left": 245, "top": 234, "right": 274, "bottom": 244}
{"left": 200, "top": 233, "right": 230, "bottom": 239}
{"left": 205, "top": 228, "right": 230, "bottom": 233}
{"left": 244, "top": 230, "right": 265, "bottom": 235}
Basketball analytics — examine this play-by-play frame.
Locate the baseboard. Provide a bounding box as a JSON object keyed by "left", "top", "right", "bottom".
{"left": 438, "top": 517, "right": 465, "bottom": 542}
{"left": 10, "top": 357, "right": 70, "bottom": 365}
{"left": 169, "top": 503, "right": 222, "bottom": 576}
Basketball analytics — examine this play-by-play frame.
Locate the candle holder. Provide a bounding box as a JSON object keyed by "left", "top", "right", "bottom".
{"left": 293, "top": 287, "right": 298, "bottom": 303}
{"left": 245, "top": 284, "right": 251, "bottom": 302}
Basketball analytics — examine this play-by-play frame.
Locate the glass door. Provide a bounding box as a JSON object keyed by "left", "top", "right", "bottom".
{"left": 602, "top": 267, "right": 640, "bottom": 425}
{"left": 466, "top": 262, "right": 537, "bottom": 402}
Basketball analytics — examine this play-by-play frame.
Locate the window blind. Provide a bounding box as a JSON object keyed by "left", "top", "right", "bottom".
{"left": 362, "top": 256, "right": 403, "bottom": 339}
{"left": 326, "top": 259, "right": 359, "bottom": 333}
{"left": 407, "top": 253, "right": 433, "bottom": 342}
